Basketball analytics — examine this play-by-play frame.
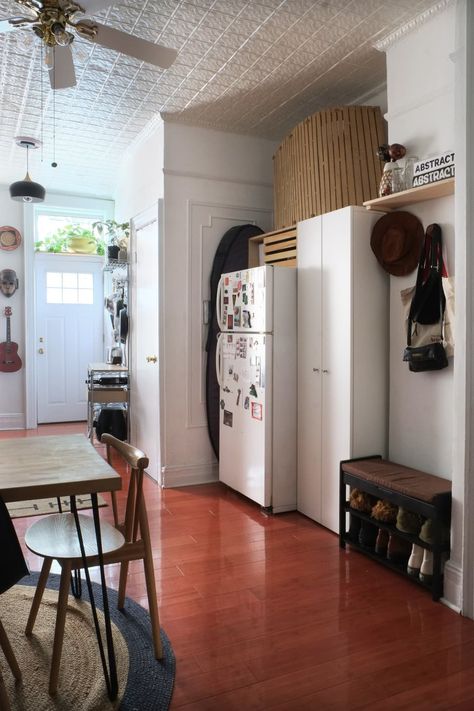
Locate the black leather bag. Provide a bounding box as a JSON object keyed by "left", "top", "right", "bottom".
{"left": 404, "top": 224, "right": 448, "bottom": 372}
{"left": 408, "top": 224, "right": 446, "bottom": 325}
{"left": 403, "top": 342, "right": 448, "bottom": 372}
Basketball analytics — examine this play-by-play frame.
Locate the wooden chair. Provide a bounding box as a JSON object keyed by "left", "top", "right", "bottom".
{"left": 0, "top": 496, "right": 30, "bottom": 711}
{"left": 24, "top": 434, "right": 162, "bottom": 696}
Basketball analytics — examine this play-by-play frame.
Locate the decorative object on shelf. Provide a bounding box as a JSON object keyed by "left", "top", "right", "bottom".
{"left": 9, "top": 137, "right": 45, "bottom": 203}
{"left": 370, "top": 210, "right": 424, "bottom": 276}
{"left": 403, "top": 155, "right": 419, "bottom": 189}
{"left": 0, "top": 269, "right": 19, "bottom": 297}
{"left": 93, "top": 220, "right": 129, "bottom": 262}
{"left": 0, "top": 226, "right": 22, "bottom": 251}
{"left": 412, "top": 151, "right": 455, "bottom": 187}
{"left": 377, "top": 143, "right": 406, "bottom": 197}
{"left": 0, "top": 306, "right": 22, "bottom": 372}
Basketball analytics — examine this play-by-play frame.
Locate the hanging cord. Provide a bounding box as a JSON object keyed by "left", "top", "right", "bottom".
{"left": 52, "top": 46, "right": 57, "bottom": 167}
{"left": 40, "top": 43, "right": 44, "bottom": 162}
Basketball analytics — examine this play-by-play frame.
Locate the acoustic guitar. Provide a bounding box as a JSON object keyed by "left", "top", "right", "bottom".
{"left": 0, "top": 306, "right": 22, "bottom": 372}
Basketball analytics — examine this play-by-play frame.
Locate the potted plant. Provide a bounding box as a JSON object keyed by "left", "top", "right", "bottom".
{"left": 93, "top": 219, "right": 130, "bottom": 261}
{"left": 35, "top": 223, "right": 106, "bottom": 255}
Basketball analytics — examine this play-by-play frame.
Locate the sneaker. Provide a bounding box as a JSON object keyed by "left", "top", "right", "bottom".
{"left": 407, "top": 543, "right": 424, "bottom": 576}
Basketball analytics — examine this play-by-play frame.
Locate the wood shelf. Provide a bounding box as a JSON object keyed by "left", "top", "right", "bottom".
{"left": 363, "top": 177, "right": 454, "bottom": 211}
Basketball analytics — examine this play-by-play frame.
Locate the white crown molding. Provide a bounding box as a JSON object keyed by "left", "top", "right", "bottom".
{"left": 374, "top": 0, "right": 455, "bottom": 52}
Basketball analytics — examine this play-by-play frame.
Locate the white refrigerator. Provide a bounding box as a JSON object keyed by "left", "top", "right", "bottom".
{"left": 215, "top": 265, "right": 297, "bottom": 512}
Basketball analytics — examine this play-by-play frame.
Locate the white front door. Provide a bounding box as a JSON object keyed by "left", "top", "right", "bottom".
{"left": 130, "top": 205, "right": 161, "bottom": 482}
{"left": 35, "top": 253, "right": 104, "bottom": 423}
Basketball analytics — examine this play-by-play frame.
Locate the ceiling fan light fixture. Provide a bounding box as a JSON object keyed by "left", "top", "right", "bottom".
{"left": 9, "top": 137, "right": 45, "bottom": 203}
{"left": 51, "top": 22, "right": 74, "bottom": 46}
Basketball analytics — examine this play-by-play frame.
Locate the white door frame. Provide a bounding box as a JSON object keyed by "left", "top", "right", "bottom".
{"left": 23, "top": 195, "right": 113, "bottom": 428}
{"left": 129, "top": 201, "right": 165, "bottom": 482}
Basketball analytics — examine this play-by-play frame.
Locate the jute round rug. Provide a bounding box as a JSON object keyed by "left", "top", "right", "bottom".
{"left": 0, "top": 573, "right": 175, "bottom": 710}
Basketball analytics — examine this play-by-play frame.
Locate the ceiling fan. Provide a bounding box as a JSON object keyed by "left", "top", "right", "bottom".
{"left": 0, "top": 0, "right": 178, "bottom": 89}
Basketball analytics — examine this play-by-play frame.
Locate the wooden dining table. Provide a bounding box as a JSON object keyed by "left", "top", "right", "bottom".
{"left": 0, "top": 433, "right": 122, "bottom": 700}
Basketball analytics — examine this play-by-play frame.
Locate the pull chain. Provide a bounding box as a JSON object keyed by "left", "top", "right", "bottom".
{"left": 52, "top": 46, "right": 57, "bottom": 168}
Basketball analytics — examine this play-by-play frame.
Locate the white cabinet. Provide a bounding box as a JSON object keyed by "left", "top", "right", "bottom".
{"left": 297, "top": 206, "right": 389, "bottom": 533}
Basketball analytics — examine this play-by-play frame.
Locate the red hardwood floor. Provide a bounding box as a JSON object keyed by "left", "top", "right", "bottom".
{"left": 5, "top": 423, "right": 474, "bottom": 710}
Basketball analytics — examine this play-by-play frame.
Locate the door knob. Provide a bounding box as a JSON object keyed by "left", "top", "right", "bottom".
{"left": 322, "top": 369, "right": 329, "bottom": 373}
{"left": 146, "top": 355, "right": 157, "bottom": 363}
{"left": 312, "top": 367, "right": 320, "bottom": 372}
{"left": 38, "top": 348, "right": 44, "bottom": 355}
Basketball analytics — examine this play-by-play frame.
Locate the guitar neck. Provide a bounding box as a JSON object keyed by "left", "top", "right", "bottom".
{"left": 6, "top": 316, "right": 10, "bottom": 345}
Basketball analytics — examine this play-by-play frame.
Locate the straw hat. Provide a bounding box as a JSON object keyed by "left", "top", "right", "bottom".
{"left": 370, "top": 211, "right": 424, "bottom": 276}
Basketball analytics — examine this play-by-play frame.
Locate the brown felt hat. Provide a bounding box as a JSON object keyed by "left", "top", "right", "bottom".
{"left": 370, "top": 211, "right": 424, "bottom": 276}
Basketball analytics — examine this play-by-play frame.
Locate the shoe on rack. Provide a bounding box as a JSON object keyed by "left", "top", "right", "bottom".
{"left": 375, "top": 528, "right": 389, "bottom": 556}
{"left": 419, "top": 549, "right": 433, "bottom": 584}
{"left": 386, "top": 533, "right": 411, "bottom": 565}
{"left": 358, "top": 519, "right": 378, "bottom": 549}
{"left": 407, "top": 543, "right": 424, "bottom": 576}
{"left": 347, "top": 514, "right": 361, "bottom": 542}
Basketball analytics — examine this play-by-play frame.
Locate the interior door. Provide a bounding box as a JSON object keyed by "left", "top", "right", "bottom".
{"left": 130, "top": 204, "right": 161, "bottom": 482}
{"left": 321, "top": 209, "right": 352, "bottom": 533}
{"left": 297, "top": 216, "right": 323, "bottom": 521}
{"left": 35, "top": 253, "right": 104, "bottom": 423}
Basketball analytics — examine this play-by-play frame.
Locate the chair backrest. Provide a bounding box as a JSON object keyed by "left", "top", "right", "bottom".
{"left": 101, "top": 434, "right": 149, "bottom": 545}
{"left": 0, "top": 497, "right": 29, "bottom": 595}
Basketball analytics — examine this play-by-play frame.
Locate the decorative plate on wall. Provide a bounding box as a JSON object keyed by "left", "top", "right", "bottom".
{"left": 0, "top": 226, "right": 21, "bottom": 251}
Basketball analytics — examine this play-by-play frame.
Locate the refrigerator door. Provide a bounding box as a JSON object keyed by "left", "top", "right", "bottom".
{"left": 219, "top": 333, "right": 272, "bottom": 507}
{"left": 217, "top": 266, "right": 273, "bottom": 333}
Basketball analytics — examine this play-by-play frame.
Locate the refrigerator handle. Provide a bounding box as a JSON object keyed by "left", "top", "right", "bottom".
{"left": 215, "top": 333, "right": 224, "bottom": 388}
{"left": 216, "top": 276, "right": 223, "bottom": 329}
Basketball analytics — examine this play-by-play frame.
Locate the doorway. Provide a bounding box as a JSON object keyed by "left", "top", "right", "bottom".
{"left": 130, "top": 203, "right": 162, "bottom": 482}
{"left": 34, "top": 253, "right": 104, "bottom": 423}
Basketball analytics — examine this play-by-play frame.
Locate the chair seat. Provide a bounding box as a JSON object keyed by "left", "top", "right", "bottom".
{"left": 25, "top": 513, "right": 125, "bottom": 561}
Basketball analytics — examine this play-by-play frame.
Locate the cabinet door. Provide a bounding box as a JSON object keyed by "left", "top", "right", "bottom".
{"left": 320, "top": 209, "right": 352, "bottom": 533}
{"left": 297, "top": 217, "right": 323, "bottom": 521}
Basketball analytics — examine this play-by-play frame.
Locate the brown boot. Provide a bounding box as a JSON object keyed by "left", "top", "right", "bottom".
{"left": 386, "top": 533, "right": 411, "bottom": 565}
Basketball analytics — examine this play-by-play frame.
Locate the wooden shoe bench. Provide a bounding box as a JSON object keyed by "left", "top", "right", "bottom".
{"left": 339, "top": 456, "right": 452, "bottom": 601}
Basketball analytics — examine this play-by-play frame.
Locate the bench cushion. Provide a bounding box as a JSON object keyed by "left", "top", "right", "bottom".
{"left": 342, "top": 458, "right": 451, "bottom": 505}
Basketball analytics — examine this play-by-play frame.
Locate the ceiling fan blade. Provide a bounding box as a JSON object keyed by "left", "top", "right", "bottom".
{"left": 78, "top": 0, "right": 115, "bottom": 14}
{"left": 49, "top": 45, "right": 76, "bottom": 90}
{"left": 91, "top": 22, "right": 177, "bottom": 69}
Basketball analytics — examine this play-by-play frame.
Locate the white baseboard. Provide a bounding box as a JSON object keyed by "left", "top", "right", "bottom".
{"left": 0, "top": 413, "right": 25, "bottom": 430}
{"left": 161, "top": 461, "right": 218, "bottom": 488}
{"left": 442, "top": 560, "right": 463, "bottom": 613}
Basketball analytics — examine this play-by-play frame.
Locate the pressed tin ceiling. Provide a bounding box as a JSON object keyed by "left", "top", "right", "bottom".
{"left": 0, "top": 0, "right": 445, "bottom": 198}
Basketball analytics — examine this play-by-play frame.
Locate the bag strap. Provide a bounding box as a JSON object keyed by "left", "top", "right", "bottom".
{"left": 407, "top": 224, "right": 446, "bottom": 347}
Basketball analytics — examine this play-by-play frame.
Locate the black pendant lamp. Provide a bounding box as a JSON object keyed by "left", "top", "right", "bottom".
{"left": 9, "top": 137, "right": 45, "bottom": 203}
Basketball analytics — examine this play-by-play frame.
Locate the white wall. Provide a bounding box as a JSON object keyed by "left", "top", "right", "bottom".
{"left": 385, "top": 5, "right": 455, "bottom": 477}
{"left": 114, "top": 118, "right": 164, "bottom": 221}
{"left": 0, "top": 186, "right": 25, "bottom": 428}
{"left": 161, "top": 123, "right": 276, "bottom": 485}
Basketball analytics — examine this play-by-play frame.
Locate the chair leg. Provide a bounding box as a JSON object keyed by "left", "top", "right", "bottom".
{"left": 111, "top": 490, "right": 119, "bottom": 528}
{"left": 0, "top": 619, "right": 21, "bottom": 681}
{"left": 117, "top": 561, "right": 129, "bottom": 610}
{"left": 139, "top": 500, "right": 163, "bottom": 659}
{"left": 25, "top": 557, "right": 52, "bottom": 636}
{"left": 49, "top": 561, "right": 71, "bottom": 697}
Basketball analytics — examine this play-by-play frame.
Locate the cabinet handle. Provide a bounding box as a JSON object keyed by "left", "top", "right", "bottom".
{"left": 312, "top": 367, "right": 320, "bottom": 373}
{"left": 322, "top": 369, "right": 329, "bottom": 373}
{"left": 146, "top": 355, "right": 157, "bottom": 363}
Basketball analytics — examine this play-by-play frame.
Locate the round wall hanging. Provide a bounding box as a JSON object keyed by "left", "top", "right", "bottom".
{"left": 0, "top": 226, "right": 21, "bottom": 251}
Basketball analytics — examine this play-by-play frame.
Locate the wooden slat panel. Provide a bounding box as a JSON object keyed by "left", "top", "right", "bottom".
{"left": 264, "top": 229, "right": 297, "bottom": 244}
{"left": 265, "top": 239, "right": 297, "bottom": 254}
{"left": 264, "top": 249, "right": 297, "bottom": 263}
{"left": 272, "top": 106, "right": 385, "bottom": 229}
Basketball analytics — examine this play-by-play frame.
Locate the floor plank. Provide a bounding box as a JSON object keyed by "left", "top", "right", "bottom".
{"left": 5, "top": 423, "right": 474, "bottom": 709}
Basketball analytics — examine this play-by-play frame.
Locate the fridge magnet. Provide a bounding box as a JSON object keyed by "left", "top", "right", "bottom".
{"left": 232, "top": 294, "right": 236, "bottom": 305}
{"left": 223, "top": 296, "right": 229, "bottom": 305}
{"left": 244, "top": 396, "right": 249, "bottom": 409}
{"left": 242, "top": 310, "right": 251, "bottom": 328}
{"left": 224, "top": 276, "right": 229, "bottom": 286}
{"left": 237, "top": 280, "right": 242, "bottom": 291}
{"left": 236, "top": 389, "right": 241, "bottom": 406}
{"left": 227, "top": 334, "right": 233, "bottom": 343}
{"left": 249, "top": 384, "right": 258, "bottom": 397}
{"left": 223, "top": 386, "right": 231, "bottom": 393}
{"left": 233, "top": 372, "right": 239, "bottom": 381}
{"left": 227, "top": 315, "right": 233, "bottom": 329}
{"left": 0, "top": 226, "right": 21, "bottom": 251}
{"left": 251, "top": 402, "right": 263, "bottom": 421}
{"left": 233, "top": 307, "right": 241, "bottom": 327}
{"left": 223, "top": 410, "right": 233, "bottom": 427}
{"left": 0, "top": 269, "right": 19, "bottom": 297}
{"left": 220, "top": 399, "right": 225, "bottom": 409}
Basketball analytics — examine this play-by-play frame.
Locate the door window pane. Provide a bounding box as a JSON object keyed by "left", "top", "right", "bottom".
{"left": 46, "top": 272, "right": 94, "bottom": 304}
